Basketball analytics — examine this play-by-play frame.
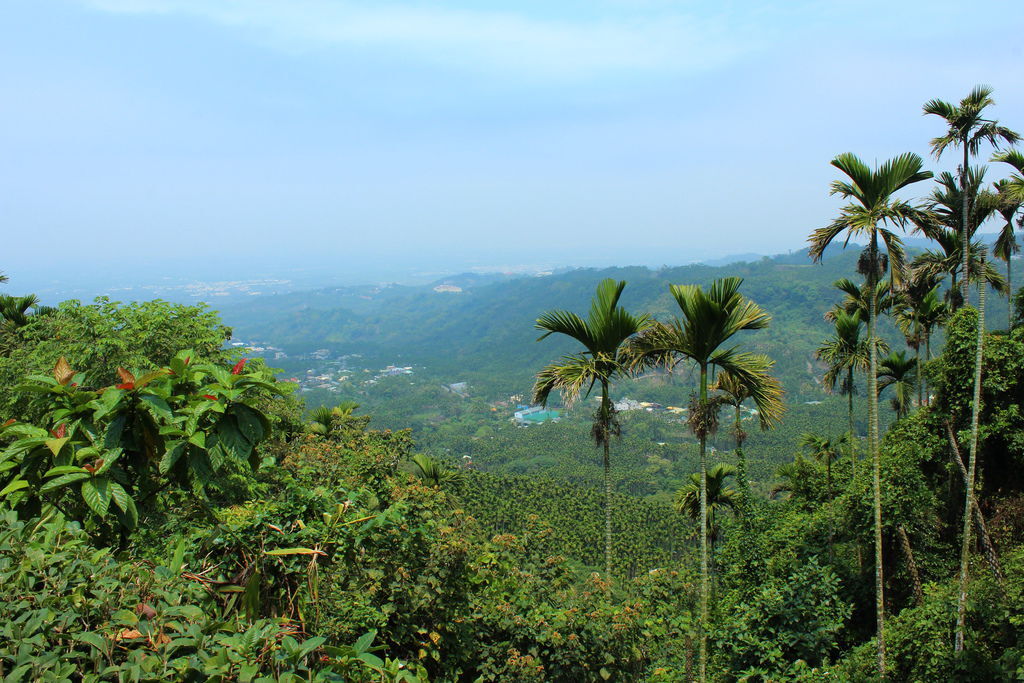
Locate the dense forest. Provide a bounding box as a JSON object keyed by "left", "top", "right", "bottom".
{"left": 3, "top": 86, "right": 1024, "bottom": 681}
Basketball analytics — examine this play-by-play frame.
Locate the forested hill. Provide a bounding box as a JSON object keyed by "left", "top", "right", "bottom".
{"left": 221, "top": 246, "right": 1007, "bottom": 403}
{"left": 219, "top": 249, "right": 863, "bottom": 400}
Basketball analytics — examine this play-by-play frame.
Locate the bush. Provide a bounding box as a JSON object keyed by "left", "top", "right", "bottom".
{"left": 0, "top": 511, "right": 423, "bottom": 682}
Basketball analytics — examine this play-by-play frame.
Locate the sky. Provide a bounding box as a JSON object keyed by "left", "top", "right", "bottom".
{"left": 2, "top": 0, "right": 1024, "bottom": 287}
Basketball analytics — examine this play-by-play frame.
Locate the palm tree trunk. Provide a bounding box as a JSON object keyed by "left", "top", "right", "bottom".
{"left": 868, "top": 234, "right": 886, "bottom": 677}
{"left": 848, "top": 367, "right": 856, "bottom": 478}
{"left": 946, "top": 420, "right": 1005, "bottom": 588}
{"left": 956, "top": 270, "right": 987, "bottom": 651}
{"left": 735, "top": 405, "right": 749, "bottom": 516}
{"left": 601, "top": 381, "right": 613, "bottom": 581}
{"left": 921, "top": 339, "right": 929, "bottom": 409}
{"left": 925, "top": 333, "right": 932, "bottom": 406}
{"left": 1008, "top": 255, "right": 1014, "bottom": 331}
{"left": 897, "top": 525, "right": 924, "bottom": 606}
{"left": 698, "top": 362, "right": 709, "bottom": 683}
{"left": 961, "top": 142, "right": 971, "bottom": 306}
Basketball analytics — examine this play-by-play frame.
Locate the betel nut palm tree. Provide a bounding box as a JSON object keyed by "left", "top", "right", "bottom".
{"left": 808, "top": 151, "right": 932, "bottom": 677}
{"left": 877, "top": 350, "right": 917, "bottom": 419}
{"left": 911, "top": 168, "right": 1006, "bottom": 306}
{"left": 711, "top": 367, "right": 783, "bottom": 513}
{"left": 994, "top": 176, "right": 1022, "bottom": 329}
{"left": 623, "top": 276, "right": 779, "bottom": 682}
{"left": 674, "top": 462, "right": 739, "bottom": 567}
{"left": 817, "top": 309, "right": 876, "bottom": 479}
{"left": 533, "top": 278, "right": 650, "bottom": 580}
{"left": 924, "top": 85, "right": 1019, "bottom": 305}
{"left": 993, "top": 148, "right": 1024, "bottom": 203}
{"left": 956, "top": 252, "right": 989, "bottom": 653}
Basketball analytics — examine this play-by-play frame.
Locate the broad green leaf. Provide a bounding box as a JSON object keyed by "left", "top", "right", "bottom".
{"left": 104, "top": 414, "right": 127, "bottom": 449}
{"left": 44, "top": 437, "right": 70, "bottom": 456}
{"left": 264, "top": 547, "right": 327, "bottom": 557}
{"left": 135, "top": 369, "right": 169, "bottom": 389}
{"left": 159, "top": 441, "right": 186, "bottom": 475}
{"left": 1, "top": 424, "right": 48, "bottom": 439}
{"left": 44, "top": 465, "right": 90, "bottom": 477}
{"left": 81, "top": 478, "right": 112, "bottom": 517}
{"left": 116, "top": 495, "right": 138, "bottom": 529}
{"left": 140, "top": 394, "right": 174, "bottom": 422}
{"left": 74, "top": 632, "right": 107, "bottom": 650}
{"left": 109, "top": 481, "right": 132, "bottom": 512}
{"left": 243, "top": 570, "right": 262, "bottom": 620}
{"left": 169, "top": 536, "right": 187, "bottom": 574}
{"left": 233, "top": 404, "right": 266, "bottom": 444}
{"left": 215, "top": 418, "right": 249, "bottom": 460}
{"left": 40, "top": 472, "right": 91, "bottom": 492}
{"left": 94, "top": 448, "right": 122, "bottom": 475}
{"left": 0, "top": 478, "right": 29, "bottom": 497}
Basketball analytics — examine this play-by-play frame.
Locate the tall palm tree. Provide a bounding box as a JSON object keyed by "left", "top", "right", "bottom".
{"left": 877, "top": 350, "right": 917, "bottom": 419}
{"left": 910, "top": 229, "right": 1005, "bottom": 308}
{"left": 924, "top": 86, "right": 1019, "bottom": 304}
{"left": 533, "top": 278, "right": 650, "bottom": 579}
{"left": 797, "top": 432, "right": 849, "bottom": 500}
{"left": 825, "top": 277, "right": 894, "bottom": 322}
{"left": 992, "top": 148, "right": 1024, "bottom": 203}
{"left": 808, "top": 152, "right": 932, "bottom": 677}
{"left": 893, "top": 272, "right": 935, "bottom": 407}
{"left": 624, "top": 276, "right": 777, "bottom": 682}
{"left": 816, "top": 310, "right": 873, "bottom": 477}
{"left": 674, "top": 463, "right": 739, "bottom": 568}
{"left": 911, "top": 169, "right": 1005, "bottom": 306}
{"left": 711, "top": 368, "right": 784, "bottom": 512}
{"left": 916, "top": 286, "right": 949, "bottom": 370}
{"left": 956, "top": 253, "right": 989, "bottom": 652}
{"left": 994, "top": 179, "right": 1022, "bottom": 329}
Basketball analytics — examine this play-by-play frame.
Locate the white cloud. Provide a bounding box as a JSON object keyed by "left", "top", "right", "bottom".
{"left": 81, "top": 0, "right": 759, "bottom": 78}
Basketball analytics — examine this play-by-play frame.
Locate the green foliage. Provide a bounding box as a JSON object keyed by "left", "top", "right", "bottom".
{"left": 458, "top": 470, "right": 689, "bottom": 580}
{"left": 712, "top": 557, "right": 851, "bottom": 679}
{"left": 0, "top": 511, "right": 422, "bottom": 682}
{"left": 0, "top": 351, "right": 278, "bottom": 539}
{"left": 0, "top": 297, "right": 234, "bottom": 420}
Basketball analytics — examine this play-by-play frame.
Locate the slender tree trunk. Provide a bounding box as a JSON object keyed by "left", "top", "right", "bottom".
{"left": 946, "top": 420, "right": 1004, "bottom": 588}
{"left": 925, "top": 333, "right": 932, "bottom": 405}
{"left": 735, "top": 405, "right": 749, "bottom": 515}
{"left": 1008, "top": 255, "right": 1014, "bottom": 331}
{"left": 897, "top": 525, "right": 925, "bottom": 606}
{"left": 956, "top": 273, "right": 987, "bottom": 651}
{"left": 921, "top": 335, "right": 929, "bottom": 405}
{"left": 868, "top": 234, "right": 886, "bottom": 677}
{"left": 961, "top": 143, "right": 971, "bottom": 306}
{"left": 826, "top": 454, "right": 832, "bottom": 499}
{"left": 848, "top": 367, "right": 856, "bottom": 479}
{"left": 601, "top": 381, "right": 613, "bottom": 581}
{"left": 698, "top": 362, "right": 709, "bottom": 683}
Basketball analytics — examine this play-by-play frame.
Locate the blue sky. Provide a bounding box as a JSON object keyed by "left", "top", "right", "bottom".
{"left": 3, "top": 0, "right": 1023, "bottom": 282}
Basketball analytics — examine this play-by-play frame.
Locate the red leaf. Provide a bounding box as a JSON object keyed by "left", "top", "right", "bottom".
{"left": 2, "top": 419, "right": 14, "bottom": 428}
{"left": 202, "top": 394, "right": 217, "bottom": 401}
{"left": 117, "top": 382, "right": 135, "bottom": 390}
{"left": 51, "top": 424, "right": 67, "bottom": 439}
{"left": 231, "top": 358, "right": 248, "bottom": 375}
